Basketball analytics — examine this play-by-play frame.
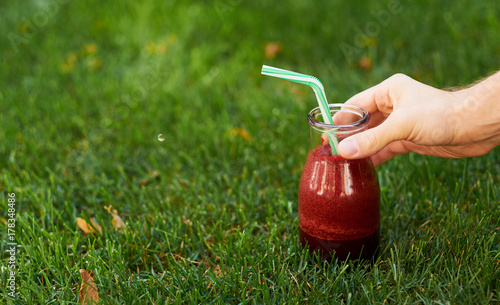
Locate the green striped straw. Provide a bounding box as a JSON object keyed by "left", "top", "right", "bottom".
{"left": 261, "top": 65, "right": 339, "bottom": 155}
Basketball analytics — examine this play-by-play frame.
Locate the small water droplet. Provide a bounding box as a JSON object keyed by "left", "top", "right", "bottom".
{"left": 158, "top": 134, "right": 165, "bottom": 142}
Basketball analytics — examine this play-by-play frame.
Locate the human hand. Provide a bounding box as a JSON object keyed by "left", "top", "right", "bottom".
{"left": 337, "top": 73, "right": 500, "bottom": 166}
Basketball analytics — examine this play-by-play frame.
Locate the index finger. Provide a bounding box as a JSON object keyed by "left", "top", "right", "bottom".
{"left": 345, "top": 73, "right": 413, "bottom": 114}
{"left": 344, "top": 84, "right": 381, "bottom": 113}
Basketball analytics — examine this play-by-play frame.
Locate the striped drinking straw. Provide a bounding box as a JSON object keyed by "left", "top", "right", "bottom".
{"left": 261, "top": 65, "right": 339, "bottom": 155}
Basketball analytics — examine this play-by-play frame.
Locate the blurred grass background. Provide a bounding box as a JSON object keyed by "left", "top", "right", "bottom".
{"left": 0, "top": 0, "right": 499, "bottom": 303}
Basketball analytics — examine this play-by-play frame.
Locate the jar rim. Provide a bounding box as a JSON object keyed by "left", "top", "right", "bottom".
{"left": 307, "top": 103, "right": 369, "bottom": 132}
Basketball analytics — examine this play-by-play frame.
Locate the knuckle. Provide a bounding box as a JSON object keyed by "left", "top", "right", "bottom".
{"left": 391, "top": 73, "right": 409, "bottom": 81}
{"left": 383, "top": 73, "right": 413, "bottom": 99}
{"left": 363, "top": 129, "right": 380, "bottom": 150}
{"left": 387, "top": 73, "right": 412, "bottom": 86}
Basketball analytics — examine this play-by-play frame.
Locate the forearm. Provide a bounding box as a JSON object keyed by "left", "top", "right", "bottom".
{"left": 453, "top": 71, "right": 500, "bottom": 147}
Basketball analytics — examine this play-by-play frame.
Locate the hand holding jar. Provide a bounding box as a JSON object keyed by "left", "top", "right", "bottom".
{"left": 337, "top": 72, "right": 500, "bottom": 166}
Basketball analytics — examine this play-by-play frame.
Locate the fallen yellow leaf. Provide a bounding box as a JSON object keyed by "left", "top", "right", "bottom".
{"left": 76, "top": 217, "right": 102, "bottom": 234}
{"left": 228, "top": 127, "right": 252, "bottom": 142}
{"left": 104, "top": 206, "right": 126, "bottom": 230}
{"left": 358, "top": 56, "right": 372, "bottom": 71}
{"left": 79, "top": 269, "right": 99, "bottom": 305}
{"left": 84, "top": 43, "right": 97, "bottom": 55}
{"left": 264, "top": 42, "right": 282, "bottom": 59}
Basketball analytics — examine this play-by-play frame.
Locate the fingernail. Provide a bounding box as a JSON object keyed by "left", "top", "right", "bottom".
{"left": 339, "top": 140, "right": 358, "bottom": 156}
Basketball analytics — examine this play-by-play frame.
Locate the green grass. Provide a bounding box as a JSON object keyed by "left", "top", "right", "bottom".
{"left": 1, "top": 0, "right": 499, "bottom": 303}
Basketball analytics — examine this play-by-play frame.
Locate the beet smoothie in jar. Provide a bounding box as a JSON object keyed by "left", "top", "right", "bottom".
{"left": 298, "top": 104, "right": 380, "bottom": 262}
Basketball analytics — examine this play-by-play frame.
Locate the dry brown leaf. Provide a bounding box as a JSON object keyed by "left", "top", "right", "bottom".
{"left": 111, "top": 217, "right": 126, "bottom": 230}
{"left": 228, "top": 127, "right": 252, "bottom": 142}
{"left": 76, "top": 217, "right": 102, "bottom": 234}
{"left": 79, "top": 269, "right": 99, "bottom": 305}
{"left": 104, "top": 205, "right": 126, "bottom": 230}
{"left": 84, "top": 43, "right": 97, "bottom": 55}
{"left": 358, "top": 56, "right": 372, "bottom": 71}
{"left": 213, "top": 264, "right": 224, "bottom": 277}
{"left": 182, "top": 215, "right": 192, "bottom": 226}
{"left": 264, "top": 42, "right": 282, "bottom": 59}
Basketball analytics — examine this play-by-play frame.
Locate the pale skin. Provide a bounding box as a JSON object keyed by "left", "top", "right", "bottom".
{"left": 332, "top": 72, "right": 500, "bottom": 166}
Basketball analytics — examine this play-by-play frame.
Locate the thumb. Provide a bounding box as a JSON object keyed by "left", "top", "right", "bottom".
{"left": 338, "top": 115, "right": 409, "bottom": 159}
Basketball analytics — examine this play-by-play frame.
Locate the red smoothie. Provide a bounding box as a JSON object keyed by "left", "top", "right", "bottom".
{"left": 298, "top": 143, "right": 380, "bottom": 261}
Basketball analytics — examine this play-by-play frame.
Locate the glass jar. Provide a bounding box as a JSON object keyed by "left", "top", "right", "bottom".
{"left": 298, "top": 104, "right": 380, "bottom": 261}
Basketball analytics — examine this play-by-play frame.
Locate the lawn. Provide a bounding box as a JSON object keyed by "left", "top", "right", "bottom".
{"left": 1, "top": 0, "right": 499, "bottom": 304}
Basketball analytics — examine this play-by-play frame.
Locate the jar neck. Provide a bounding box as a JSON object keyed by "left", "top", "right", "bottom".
{"left": 307, "top": 104, "right": 369, "bottom": 150}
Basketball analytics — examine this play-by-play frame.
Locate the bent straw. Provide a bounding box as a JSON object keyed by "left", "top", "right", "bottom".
{"left": 261, "top": 65, "right": 339, "bottom": 155}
